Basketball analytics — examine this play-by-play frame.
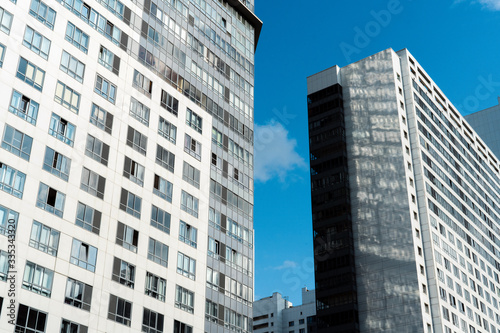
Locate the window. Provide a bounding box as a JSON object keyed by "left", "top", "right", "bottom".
{"left": 177, "top": 252, "right": 196, "bottom": 280}
{"left": 23, "top": 26, "right": 51, "bottom": 60}
{"left": 148, "top": 237, "right": 168, "bottom": 267}
{"left": 208, "top": 237, "right": 220, "bottom": 258}
{"left": 60, "top": 51, "right": 85, "bottom": 83}
{"left": 29, "top": 0, "right": 56, "bottom": 29}
{"left": 0, "top": 250, "right": 8, "bottom": 281}
{"left": 173, "top": 320, "right": 192, "bottom": 333}
{"left": 142, "top": 308, "right": 164, "bottom": 333}
{"left": 95, "top": 74, "right": 117, "bottom": 103}
{"left": 119, "top": 188, "right": 142, "bottom": 218}
{"left": 112, "top": 257, "right": 135, "bottom": 288}
{"left": 133, "top": 69, "right": 153, "bottom": 97}
{"left": 160, "top": 89, "right": 178, "bottom": 116}
{"left": 289, "top": 321, "right": 295, "bottom": 327}
{"left": 55, "top": 81, "right": 81, "bottom": 113}
{"left": 145, "top": 272, "right": 166, "bottom": 301}
{"left": 85, "top": 135, "right": 109, "bottom": 166}
{"left": 0, "top": 6, "right": 13, "bottom": 34}
{"left": 90, "top": 103, "right": 113, "bottom": 134}
{"left": 0, "top": 162, "right": 26, "bottom": 198}
{"left": 98, "top": 45, "right": 120, "bottom": 74}
{"left": 36, "top": 183, "right": 65, "bottom": 217}
{"left": 130, "top": 97, "right": 150, "bottom": 126}
{"left": 22, "top": 262, "right": 54, "bottom": 297}
{"left": 179, "top": 221, "right": 197, "bottom": 248}
{"left": 0, "top": 43, "right": 4, "bottom": 66}
{"left": 2, "top": 124, "right": 33, "bottom": 160}
{"left": 0, "top": 205, "right": 18, "bottom": 236}
{"left": 70, "top": 239, "right": 97, "bottom": 272}
{"left": 76, "top": 202, "right": 101, "bottom": 234}
{"left": 186, "top": 108, "right": 202, "bottom": 133}
{"left": 29, "top": 221, "right": 59, "bottom": 256}
{"left": 9, "top": 90, "right": 39, "bottom": 125}
{"left": 49, "top": 113, "right": 76, "bottom": 146}
{"left": 153, "top": 174, "right": 173, "bottom": 202}
{"left": 42, "top": 147, "right": 71, "bottom": 181}
{"left": 184, "top": 134, "right": 201, "bottom": 160}
{"left": 16, "top": 57, "right": 45, "bottom": 91}
{"left": 127, "top": 126, "right": 147, "bottom": 155}
{"left": 108, "top": 295, "right": 132, "bottom": 326}
{"left": 80, "top": 167, "right": 106, "bottom": 199}
{"left": 151, "top": 205, "right": 171, "bottom": 234}
{"left": 181, "top": 190, "right": 198, "bottom": 218}
{"left": 156, "top": 145, "right": 175, "bottom": 172}
{"left": 182, "top": 162, "right": 200, "bottom": 188}
{"left": 61, "top": 319, "right": 88, "bottom": 333}
{"left": 175, "top": 285, "right": 194, "bottom": 313}
{"left": 158, "top": 116, "right": 177, "bottom": 144}
{"left": 65, "top": 22, "right": 89, "bottom": 54}
{"left": 123, "top": 156, "right": 145, "bottom": 186}
{"left": 15, "top": 304, "right": 47, "bottom": 333}
{"left": 116, "top": 222, "right": 139, "bottom": 253}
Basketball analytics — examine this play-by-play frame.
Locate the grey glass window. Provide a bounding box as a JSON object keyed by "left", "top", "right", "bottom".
{"left": 175, "top": 285, "right": 194, "bottom": 313}
{"left": 0, "top": 250, "right": 8, "bottom": 281}
{"left": 29, "top": 0, "right": 56, "bottom": 30}
{"left": 9, "top": 90, "right": 39, "bottom": 125}
{"left": 98, "top": 45, "right": 120, "bottom": 75}
{"left": 100, "top": 0, "right": 125, "bottom": 18}
{"left": 49, "top": 113, "right": 76, "bottom": 146}
{"left": 65, "top": 277, "right": 92, "bottom": 311}
{"left": 0, "top": 162, "right": 26, "bottom": 198}
{"left": 85, "top": 134, "right": 109, "bottom": 166}
{"left": 29, "top": 220, "right": 60, "bottom": 256}
{"left": 23, "top": 26, "right": 51, "bottom": 60}
{"left": 61, "top": 319, "right": 88, "bottom": 333}
{"left": 153, "top": 174, "right": 173, "bottom": 202}
{"left": 112, "top": 257, "right": 135, "bottom": 288}
{"left": 95, "top": 74, "right": 116, "bottom": 103}
{"left": 60, "top": 50, "right": 85, "bottom": 83}
{"left": 22, "top": 262, "right": 53, "bottom": 297}
{"left": 42, "top": 146, "right": 71, "bottom": 181}
{"left": 15, "top": 304, "right": 47, "bottom": 333}
{"left": 70, "top": 238, "right": 97, "bottom": 272}
{"left": 127, "top": 126, "right": 147, "bottom": 155}
{"left": 65, "top": 22, "right": 89, "bottom": 54}
{"left": 0, "top": 205, "right": 18, "bottom": 237}
{"left": 173, "top": 320, "right": 192, "bottom": 333}
{"left": 184, "top": 134, "right": 201, "bottom": 160}
{"left": 142, "top": 308, "right": 164, "bottom": 333}
{"left": 108, "top": 295, "right": 132, "bottom": 327}
{"left": 123, "top": 156, "right": 145, "bottom": 186}
{"left": 156, "top": 145, "right": 175, "bottom": 172}
{"left": 2, "top": 124, "right": 33, "bottom": 160}
{"left": 76, "top": 202, "right": 101, "bottom": 234}
{"left": 179, "top": 221, "right": 197, "bottom": 248}
{"left": 133, "top": 69, "right": 152, "bottom": 97}
{"left": 17, "top": 57, "right": 45, "bottom": 91}
{"left": 36, "top": 183, "right": 65, "bottom": 218}
{"left": 55, "top": 81, "right": 81, "bottom": 113}
{"left": 80, "top": 167, "right": 105, "bottom": 199}
{"left": 158, "top": 116, "right": 177, "bottom": 144}
{"left": 116, "top": 221, "right": 138, "bottom": 253}
{"left": 182, "top": 162, "right": 200, "bottom": 188}
{"left": 90, "top": 103, "right": 113, "bottom": 134}
{"left": 160, "top": 89, "right": 178, "bottom": 116}
{"left": 130, "top": 97, "right": 150, "bottom": 126}
{"left": 186, "top": 108, "right": 202, "bottom": 134}
{"left": 148, "top": 238, "right": 168, "bottom": 267}
{"left": 145, "top": 272, "right": 166, "bottom": 302}
{"left": 0, "top": 43, "right": 5, "bottom": 66}
{"left": 177, "top": 252, "right": 196, "bottom": 280}
{"left": 151, "top": 205, "right": 170, "bottom": 234}
{"left": 0, "top": 6, "right": 13, "bottom": 34}
{"left": 181, "top": 190, "right": 198, "bottom": 218}
{"left": 119, "top": 188, "right": 142, "bottom": 218}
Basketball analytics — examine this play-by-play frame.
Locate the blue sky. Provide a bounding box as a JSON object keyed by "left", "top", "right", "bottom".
{"left": 252, "top": 0, "right": 500, "bottom": 305}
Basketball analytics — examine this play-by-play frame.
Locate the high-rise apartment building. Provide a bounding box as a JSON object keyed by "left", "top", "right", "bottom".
{"left": 307, "top": 48, "right": 500, "bottom": 333}
{"left": 0, "top": 0, "right": 260, "bottom": 332}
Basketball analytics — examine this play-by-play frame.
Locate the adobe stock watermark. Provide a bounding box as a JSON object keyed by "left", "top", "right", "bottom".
{"left": 6, "top": 218, "right": 17, "bottom": 326}
{"left": 456, "top": 75, "right": 500, "bottom": 113}
{"left": 254, "top": 106, "right": 296, "bottom": 152}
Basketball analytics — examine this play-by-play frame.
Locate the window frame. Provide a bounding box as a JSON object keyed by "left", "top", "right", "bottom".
{"left": 1, "top": 124, "right": 33, "bottom": 161}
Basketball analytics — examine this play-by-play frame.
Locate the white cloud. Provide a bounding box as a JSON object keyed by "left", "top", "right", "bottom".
{"left": 455, "top": 0, "right": 500, "bottom": 10}
{"left": 273, "top": 260, "right": 299, "bottom": 270}
{"left": 254, "top": 121, "right": 307, "bottom": 183}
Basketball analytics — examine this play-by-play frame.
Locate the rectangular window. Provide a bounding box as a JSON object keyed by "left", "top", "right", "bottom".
{"left": 80, "top": 167, "right": 106, "bottom": 199}
{"left": 49, "top": 113, "right": 76, "bottom": 146}
{"left": 23, "top": 26, "right": 51, "bottom": 60}
{"left": 177, "top": 252, "right": 196, "bottom": 280}
{"left": 175, "top": 285, "right": 194, "bottom": 313}
{"left": 95, "top": 74, "right": 117, "bottom": 103}
{"left": 133, "top": 69, "right": 153, "bottom": 97}
{"left": 148, "top": 238, "right": 168, "bottom": 267}
{"left": 116, "top": 221, "right": 139, "bottom": 253}
{"left": 15, "top": 304, "right": 47, "bottom": 333}
{"left": 145, "top": 272, "right": 166, "bottom": 302}
{"left": 142, "top": 308, "right": 164, "bottom": 332}
{"left": 29, "top": 220, "right": 59, "bottom": 256}
{"left": 212, "top": 128, "right": 223, "bottom": 147}
{"left": 0, "top": 43, "right": 4, "bottom": 66}
{"left": 22, "top": 262, "right": 54, "bottom": 297}
{"left": 0, "top": 162, "right": 26, "bottom": 198}
{"left": 130, "top": 97, "right": 150, "bottom": 126}
{"left": 179, "top": 221, "right": 197, "bottom": 248}
{"left": 181, "top": 190, "right": 198, "bottom": 218}
{"left": 61, "top": 319, "right": 88, "bottom": 333}
{"left": 54, "top": 81, "right": 81, "bottom": 113}
{"left": 127, "top": 126, "right": 147, "bottom": 155}
{"left": 2, "top": 124, "right": 33, "bottom": 160}
{"left": 173, "top": 320, "right": 192, "bottom": 333}
{"left": 65, "top": 22, "right": 89, "bottom": 54}
{"left": 153, "top": 174, "right": 173, "bottom": 202}
{"left": 112, "top": 257, "right": 135, "bottom": 288}
{"left": 108, "top": 295, "right": 132, "bottom": 327}
{"left": 184, "top": 134, "right": 201, "bottom": 160}
{"left": 182, "top": 162, "right": 200, "bottom": 188}
{"left": 160, "top": 89, "right": 178, "bottom": 116}
{"left": 156, "top": 145, "right": 175, "bottom": 172}
{"left": 43, "top": 146, "right": 71, "bottom": 181}
{"left": 158, "top": 116, "right": 177, "bottom": 144}
{"left": 119, "top": 188, "right": 142, "bottom": 218}
{"left": 186, "top": 108, "right": 202, "bottom": 133}
{"left": 36, "top": 183, "right": 65, "bottom": 218}
{"left": 85, "top": 135, "right": 109, "bottom": 166}
{"left": 208, "top": 237, "right": 220, "bottom": 258}
{"left": 123, "top": 156, "right": 145, "bottom": 186}
{"left": 29, "top": 0, "right": 56, "bottom": 30}
{"left": 90, "top": 103, "right": 113, "bottom": 134}
{"left": 70, "top": 238, "right": 97, "bottom": 272}
{"left": 0, "top": 205, "right": 18, "bottom": 237}
{"left": 98, "top": 45, "right": 120, "bottom": 75}
{"left": 65, "top": 277, "right": 92, "bottom": 311}
{"left": 17, "top": 57, "right": 45, "bottom": 91}
{"left": 76, "top": 202, "right": 101, "bottom": 234}
{"left": 151, "top": 205, "right": 171, "bottom": 234}
{"left": 60, "top": 50, "right": 85, "bottom": 83}
{"left": 1, "top": 250, "right": 9, "bottom": 280}
{"left": 0, "top": 6, "right": 13, "bottom": 34}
